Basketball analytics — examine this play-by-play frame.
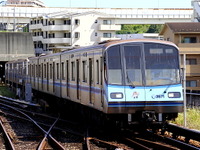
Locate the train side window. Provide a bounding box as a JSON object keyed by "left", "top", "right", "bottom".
{"left": 96, "top": 59, "right": 99, "bottom": 84}
{"left": 82, "top": 60, "right": 87, "bottom": 82}
{"left": 28, "top": 65, "right": 31, "bottom": 76}
{"left": 38, "top": 65, "right": 40, "bottom": 77}
{"left": 44, "top": 64, "right": 46, "bottom": 78}
{"left": 50, "top": 64, "right": 52, "bottom": 79}
{"left": 56, "top": 63, "right": 59, "bottom": 79}
{"left": 47, "top": 63, "right": 49, "bottom": 79}
{"left": 100, "top": 57, "right": 103, "bottom": 85}
{"left": 71, "top": 61, "right": 75, "bottom": 81}
{"left": 61, "top": 62, "right": 65, "bottom": 80}
{"left": 33, "top": 64, "right": 35, "bottom": 77}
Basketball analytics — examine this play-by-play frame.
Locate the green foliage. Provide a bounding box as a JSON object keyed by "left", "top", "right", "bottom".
{"left": 0, "top": 86, "right": 15, "bottom": 98}
{"left": 116, "top": 24, "right": 163, "bottom": 34}
{"left": 171, "top": 108, "right": 200, "bottom": 130}
{"left": 146, "top": 24, "right": 163, "bottom": 33}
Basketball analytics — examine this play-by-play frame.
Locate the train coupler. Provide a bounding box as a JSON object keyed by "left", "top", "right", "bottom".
{"left": 142, "top": 111, "right": 156, "bottom": 122}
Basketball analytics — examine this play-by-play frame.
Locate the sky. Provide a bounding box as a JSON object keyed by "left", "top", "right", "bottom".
{"left": 42, "top": 0, "right": 192, "bottom": 8}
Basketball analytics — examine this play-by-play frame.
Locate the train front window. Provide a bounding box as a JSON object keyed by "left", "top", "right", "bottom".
{"left": 107, "top": 45, "right": 122, "bottom": 85}
{"left": 144, "top": 43, "right": 180, "bottom": 86}
{"left": 124, "top": 45, "right": 142, "bottom": 86}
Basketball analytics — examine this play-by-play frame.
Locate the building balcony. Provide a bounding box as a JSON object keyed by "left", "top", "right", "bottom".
{"left": 32, "top": 36, "right": 43, "bottom": 41}
{"left": 178, "top": 43, "right": 200, "bottom": 48}
{"left": 42, "top": 25, "right": 70, "bottom": 31}
{"left": 178, "top": 43, "right": 200, "bottom": 54}
{"left": 185, "top": 65, "right": 200, "bottom": 76}
{"left": 29, "top": 23, "right": 43, "bottom": 30}
{"left": 42, "top": 38, "right": 71, "bottom": 44}
{"left": 98, "top": 24, "right": 121, "bottom": 31}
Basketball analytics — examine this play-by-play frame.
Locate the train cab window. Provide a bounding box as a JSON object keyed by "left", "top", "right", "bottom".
{"left": 124, "top": 45, "right": 142, "bottom": 86}
{"left": 106, "top": 45, "right": 122, "bottom": 85}
{"left": 71, "top": 61, "right": 75, "bottom": 81}
{"left": 82, "top": 61, "right": 87, "bottom": 82}
{"left": 144, "top": 43, "right": 180, "bottom": 86}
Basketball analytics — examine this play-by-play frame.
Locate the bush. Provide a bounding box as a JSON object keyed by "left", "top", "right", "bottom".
{"left": 171, "top": 108, "right": 200, "bottom": 130}
{"left": 0, "top": 86, "right": 15, "bottom": 98}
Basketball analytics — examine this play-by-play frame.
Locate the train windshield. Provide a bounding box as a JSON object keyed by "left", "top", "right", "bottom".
{"left": 107, "top": 45, "right": 123, "bottom": 85}
{"left": 144, "top": 43, "right": 180, "bottom": 86}
{"left": 106, "top": 43, "right": 180, "bottom": 86}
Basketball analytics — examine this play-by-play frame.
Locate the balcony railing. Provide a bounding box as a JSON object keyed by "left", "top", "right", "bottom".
{"left": 42, "top": 38, "right": 71, "bottom": 44}
{"left": 42, "top": 25, "right": 70, "bottom": 31}
{"left": 98, "top": 24, "right": 121, "bottom": 31}
{"left": 29, "top": 23, "right": 43, "bottom": 30}
{"left": 178, "top": 43, "right": 200, "bottom": 48}
{"left": 185, "top": 65, "right": 200, "bottom": 76}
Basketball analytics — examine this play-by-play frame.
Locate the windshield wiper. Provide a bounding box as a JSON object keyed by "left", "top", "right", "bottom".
{"left": 126, "top": 71, "right": 135, "bottom": 88}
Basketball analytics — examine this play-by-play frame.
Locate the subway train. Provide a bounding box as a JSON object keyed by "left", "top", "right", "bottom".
{"left": 5, "top": 39, "right": 184, "bottom": 124}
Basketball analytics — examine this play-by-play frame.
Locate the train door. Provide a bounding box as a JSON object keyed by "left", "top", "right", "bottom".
{"left": 89, "top": 58, "right": 95, "bottom": 104}
{"left": 123, "top": 45, "right": 145, "bottom": 107}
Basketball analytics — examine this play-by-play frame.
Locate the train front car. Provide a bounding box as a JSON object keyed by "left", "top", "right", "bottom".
{"left": 104, "top": 39, "right": 183, "bottom": 123}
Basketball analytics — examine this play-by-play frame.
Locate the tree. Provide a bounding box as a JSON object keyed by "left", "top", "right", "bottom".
{"left": 116, "top": 24, "right": 163, "bottom": 34}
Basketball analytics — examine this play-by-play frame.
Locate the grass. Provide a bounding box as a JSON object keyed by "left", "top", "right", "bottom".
{"left": 0, "top": 86, "right": 16, "bottom": 98}
{"left": 171, "top": 108, "right": 200, "bottom": 130}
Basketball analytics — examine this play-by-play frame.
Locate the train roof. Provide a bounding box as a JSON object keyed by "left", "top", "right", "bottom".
{"left": 28, "top": 39, "right": 179, "bottom": 60}
{"left": 104, "top": 39, "right": 178, "bottom": 49}
{"left": 61, "top": 39, "right": 178, "bottom": 54}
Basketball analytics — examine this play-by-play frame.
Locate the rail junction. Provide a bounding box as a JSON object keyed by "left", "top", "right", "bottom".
{"left": 0, "top": 95, "right": 199, "bottom": 150}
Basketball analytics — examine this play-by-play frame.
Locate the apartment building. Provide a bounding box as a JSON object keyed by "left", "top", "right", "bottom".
{"left": 160, "top": 22, "right": 200, "bottom": 91}
{"left": 6, "top": 0, "right": 45, "bottom": 7}
{"left": 29, "top": 11, "right": 121, "bottom": 55}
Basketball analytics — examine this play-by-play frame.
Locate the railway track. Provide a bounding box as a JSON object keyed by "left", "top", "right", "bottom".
{"left": 0, "top": 97, "right": 85, "bottom": 149}
{"left": 0, "top": 96, "right": 200, "bottom": 149}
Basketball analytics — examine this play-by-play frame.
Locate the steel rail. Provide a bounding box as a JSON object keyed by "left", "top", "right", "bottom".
{"left": 147, "top": 129, "right": 200, "bottom": 150}
{"left": 37, "top": 115, "right": 65, "bottom": 150}
{"left": 0, "top": 102, "right": 65, "bottom": 150}
{"left": 166, "top": 123, "right": 200, "bottom": 142}
{"left": 0, "top": 117, "right": 16, "bottom": 150}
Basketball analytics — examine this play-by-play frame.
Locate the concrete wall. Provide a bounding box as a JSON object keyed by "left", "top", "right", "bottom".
{"left": 0, "top": 32, "right": 35, "bottom": 61}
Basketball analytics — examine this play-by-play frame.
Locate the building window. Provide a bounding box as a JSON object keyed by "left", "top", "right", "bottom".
{"left": 95, "top": 32, "right": 98, "bottom": 36}
{"left": 75, "top": 32, "right": 80, "bottom": 38}
{"left": 75, "top": 19, "right": 80, "bottom": 25}
{"left": 103, "top": 33, "right": 111, "bottom": 38}
{"left": 186, "top": 80, "right": 197, "bottom": 87}
{"left": 95, "top": 20, "right": 98, "bottom": 23}
{"left": 186, "top": 59, "right": 197, "bottom": 65}
{"left": 64, "top": 32, "right": 71, "bottom": 38}
{"left": 183, "top": 37, "right": 197, "bottom": 43}
{"left": 49, "top": 33, "right": 55, "bottom": 38}
{"left": 64, "top": 20, "right": 71, "bottom": 25}
{"left": 103, "top": 20, "right": 111, "bottom": 25}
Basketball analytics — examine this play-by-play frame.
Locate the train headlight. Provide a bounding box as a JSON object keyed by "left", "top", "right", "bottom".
{"left": 168, "top": 92, "right": 181, "bottom": 98}
{"left": 110, "top": 93, "right": 123, "bottom": 99}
